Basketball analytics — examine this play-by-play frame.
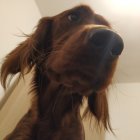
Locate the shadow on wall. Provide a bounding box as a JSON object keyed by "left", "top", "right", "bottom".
{"left": 83, "top": 119, "right": 105, "bottom": 140}
{"left": 0, "top": 74, "right": 32, "bottom": 139}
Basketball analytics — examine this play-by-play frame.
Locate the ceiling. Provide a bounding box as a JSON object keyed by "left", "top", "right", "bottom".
{"left": 35, "top": 0, "right": 140, "bottom": 83}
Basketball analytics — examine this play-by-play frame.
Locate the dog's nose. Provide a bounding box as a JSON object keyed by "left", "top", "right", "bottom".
{"left": 89, "top": 28, "right": 124, "bottom": 56}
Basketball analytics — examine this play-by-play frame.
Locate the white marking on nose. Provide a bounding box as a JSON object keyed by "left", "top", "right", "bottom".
{"left": 84, "top": 24, "right": 108, "bottom": 30}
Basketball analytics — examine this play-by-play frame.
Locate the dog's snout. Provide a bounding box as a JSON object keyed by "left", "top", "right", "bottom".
{"left": 89, "top": 28, "right": 124, "bottom": 56}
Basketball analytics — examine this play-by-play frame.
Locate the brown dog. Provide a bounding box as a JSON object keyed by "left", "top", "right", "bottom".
{"left": 1, "top": 5, "right": 124, "bottom": 140}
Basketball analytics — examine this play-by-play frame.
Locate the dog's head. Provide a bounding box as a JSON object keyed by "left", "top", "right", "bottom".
{"left": 46, "top": 6, "right": 124, "bottom": 95}
{"left": 1, "top": 5, "right": 124, "bottom": 131}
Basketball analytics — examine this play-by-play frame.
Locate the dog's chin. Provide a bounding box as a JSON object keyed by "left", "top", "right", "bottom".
{"left": 46, "top": 68, "right": 110, "bottom": 96}
{"left": 61, "top": 80, "right": 94, "bottom": 96}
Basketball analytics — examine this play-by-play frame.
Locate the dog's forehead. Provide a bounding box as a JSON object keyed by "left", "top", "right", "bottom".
{"left": 55, "top": 5, "right": 94, "bottom": 18}
{"left": 67, "top": 5, "right": 94, "bottom": 14}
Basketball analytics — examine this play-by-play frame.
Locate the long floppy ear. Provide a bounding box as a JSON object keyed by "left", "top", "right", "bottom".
{"left": 83, "top": 91, "right": 112, "bottom": 132}
{"left": 0, "top": 17, "right": 52, "bottom": 88}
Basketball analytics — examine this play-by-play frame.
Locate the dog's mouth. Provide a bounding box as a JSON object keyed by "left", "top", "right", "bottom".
{"left": 47, "top": 68, "right": 92, "bottom": 95}
{"left": 46, "top": 66, "right": 115, "bottom": 96}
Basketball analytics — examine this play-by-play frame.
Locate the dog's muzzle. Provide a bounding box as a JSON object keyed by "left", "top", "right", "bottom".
{"left": 88, "top": 27, "right": 124, "bottom": 57}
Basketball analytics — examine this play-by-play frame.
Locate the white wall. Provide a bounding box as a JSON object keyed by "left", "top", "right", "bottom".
{"left": 0, "top": 0, "right": 41, "bottom": 100}
{"left": 35, "top": 0, "right": 82, "bottom": 17}
{"left": 0, "top": 74, "right": 32, "bottom": 139}
{"left": 106, "top": 83, "right": 140, "bottom": 140}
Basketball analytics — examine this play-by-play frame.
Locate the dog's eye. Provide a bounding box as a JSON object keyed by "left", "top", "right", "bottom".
{"left": 68, "top": 13, "right": 80, "bottom": 22}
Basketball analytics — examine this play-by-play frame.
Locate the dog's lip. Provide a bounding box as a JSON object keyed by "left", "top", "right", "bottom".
{"left": 46, "top": 67, "right": 109, "bottom": 95}
{"left": 62, "top": 81, "right": 94, "bottom": 96}
{"left": 60, "top": 76, "right": 111, "bottom": 95}
{"left": 46, "top": 67, "right": 94, "bottom": 94}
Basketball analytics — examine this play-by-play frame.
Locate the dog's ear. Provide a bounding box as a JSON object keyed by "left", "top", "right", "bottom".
{"left": 83, "top": 91, "right": 112, "bottom": 131}
{"left": 0, "top": 17, "right": 52, "bottom": 88}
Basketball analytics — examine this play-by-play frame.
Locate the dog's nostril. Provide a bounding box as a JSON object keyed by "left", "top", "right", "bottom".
{"left": 89, "top": 29, "right": 124, "bottom": 56}
{"left": 110, "top": 32, "right": 124, "bottom": 56}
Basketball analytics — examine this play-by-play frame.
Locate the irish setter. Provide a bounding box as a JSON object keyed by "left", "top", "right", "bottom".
{"left": 1, "top": 5, "right": 124, "bottom": 140}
